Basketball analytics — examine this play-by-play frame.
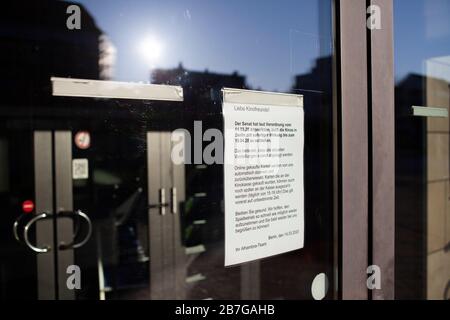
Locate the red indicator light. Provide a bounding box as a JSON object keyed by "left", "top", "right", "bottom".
{"left": 22, "top": 200, "right": 34, "bottom": 214}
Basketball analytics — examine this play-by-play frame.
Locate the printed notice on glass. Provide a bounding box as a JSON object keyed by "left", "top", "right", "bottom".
{"left": 223, "top": 88, "right": 304, "bottom": 266}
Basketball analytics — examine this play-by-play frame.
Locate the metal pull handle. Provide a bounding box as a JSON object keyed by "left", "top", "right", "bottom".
{"left": 23, "top": 213, "right": 52, "bottom": 253}
{"left": 160, "top": 188, "right": 166, "bottom": 215}
{"left": 171, "top": 187, "right": 177, "bottom": 214}
{"left": 13, "top": 214, "right": 30, "bottom": 243}
{"left": 149, "top": 188, "right": 169, "bottom": 215}
{"left": 59, "top": 210, "right": 92, "bottom": 250}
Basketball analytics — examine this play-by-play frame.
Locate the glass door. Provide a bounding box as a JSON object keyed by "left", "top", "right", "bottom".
{"left": 0, "top": 127, "right": 49, "bottom": 299}
{"left": 0, "top": 0, "right": 337, "bottom": 300}
{"left": 394, "top": 0, "right": 450, "bottom": 300}
{"left": 51, "top": 99, "right": 187, "bottom": 299}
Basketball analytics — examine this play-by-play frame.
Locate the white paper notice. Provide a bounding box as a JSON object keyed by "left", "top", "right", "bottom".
{"left": 223, "top": 91, "right": 304, "bottom": 266}
{"left": 72, "top": 158, "right": 89, "bottom": 180}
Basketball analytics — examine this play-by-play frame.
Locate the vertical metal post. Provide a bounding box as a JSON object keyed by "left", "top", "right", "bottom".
{"left": 171, "top": 132, "right": 187, "bottom": 299}
{"left": 34, "top": 131, "right": 56, "bottom": 300}
{"left": 369, "top": 0, "right": 395, "bottom": 300}
{"left": 338, "top": 0, "right": 369, "bottom": 299}
{"left": 147, "top": 132, "right": 164, "bottom": 298}
{"left": 54, "top": 131, "right": 75, "bottom": 300}
{"left": 161, "top": 132, "right": 175, "bottom": 298}
{"left": 241, "top": 262, "right": 260, "bottom": 299}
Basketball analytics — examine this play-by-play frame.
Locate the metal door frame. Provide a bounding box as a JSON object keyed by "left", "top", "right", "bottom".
{"left": 335, "top": 0, "right": 395, "bottom": 299}
{"left": 35, "top": 129, "right": 186, "bottom": 299}
{"left": 34, "top": 131, "right": 56, "bottom": 300}
{"left": 33, "top": 131, "right": 76, "bottom": 300}
{"left": 54, "top": 131, "right": 75, "bottom": 300}
{"left": 147, "top": 131, "right": 186, "bottom": 299}
{"left": 34, "top": 5, "right": 400, "bottom": 299}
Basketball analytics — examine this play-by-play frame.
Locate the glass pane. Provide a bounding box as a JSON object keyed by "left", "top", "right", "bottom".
{"left": 394, "top": 0, "right": 450, "bottom": 299}
{"left": 0, "top": 130, "right": 37, "bottom": 299}
{"left": 0, "top": 0, "right": 335, "bottom": 300}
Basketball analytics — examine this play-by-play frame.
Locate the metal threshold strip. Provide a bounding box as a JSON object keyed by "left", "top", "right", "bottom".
{"left": 51, "top": 77, "right": 184, "bottom": 101}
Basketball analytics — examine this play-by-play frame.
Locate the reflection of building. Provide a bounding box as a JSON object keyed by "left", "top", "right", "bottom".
{"left": 0, "top": 0, "right": 115, "bottom": 106}
{"left": 395, "top": 73, "right": 450, "bottom": 299}
{"left": 152, "top": 63, "right": 246, "bottom": 89}
{"left": 152, "top": 63, "right": 246, "bottom": 114}
{"left": 395, "top": 74, "right": 427, "bottom": 299}
{"left": 0, "top": 0, "right": 118, "bottom": 300}
{"left": 291, "top": 56, "right": 333, "bottom": 256}
{"left": 293, "top": 57, "right": 332, "bottom": 95}
{"left": 99, "top": 35, "right": 116, "bottom": 80}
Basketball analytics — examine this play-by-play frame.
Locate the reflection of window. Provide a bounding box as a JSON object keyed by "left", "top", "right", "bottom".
{"left": 425, "top": 55, "right": 450, "bottom": 299}
{"left": 93, "top": 169, "right": 122, "bottom": 186}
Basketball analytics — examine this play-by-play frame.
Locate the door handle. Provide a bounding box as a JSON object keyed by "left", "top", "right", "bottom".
{"left": 14, "top": 210, "right": 92, "bottom": 253}
{"left": 160, "top": 188, "right": 166, "bottom": 216}
{"left": 148, "top": 188, "right": 169, "bottom": 215}
{"left": 171, "top": 187, "right": 177, "bottom": 214}
{"left": 13, "top": 214, "right": 31, "bottom": 243}
{"left": 23, "top": 213, "right": 53, "bottom": 253}
{"left": 59, "top": 210, "right": 92, "bottom": 250}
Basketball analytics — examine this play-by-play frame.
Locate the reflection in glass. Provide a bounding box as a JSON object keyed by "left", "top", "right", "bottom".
{"left": 395, "top": 0, "right": 450, "bottom": 300}
{"left": 0, "top": 0, "right": 335, "bottom": 300}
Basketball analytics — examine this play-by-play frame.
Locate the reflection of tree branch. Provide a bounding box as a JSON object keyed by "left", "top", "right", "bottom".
{"left": 114, "top": 188, "right": 143, "bottom": 226}
{"left": 444, "top": 241, "right": 450, "bottom": 252}
{"left": 444, "top": 280, "right": 450, "bottom": 300}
